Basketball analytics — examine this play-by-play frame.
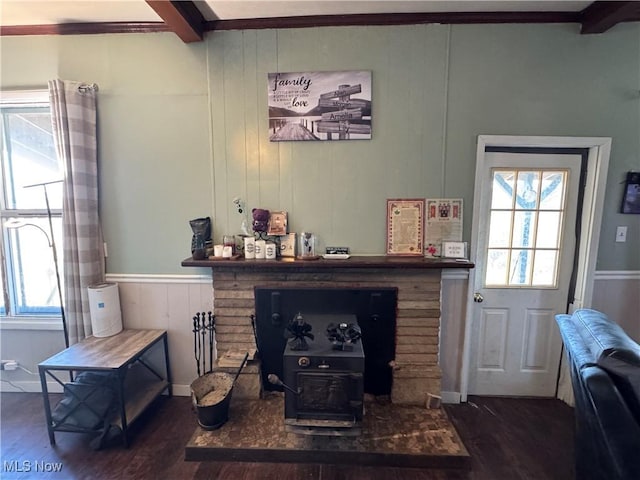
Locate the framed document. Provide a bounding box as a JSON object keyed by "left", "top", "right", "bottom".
{"left": 386, "top": 199, "right": 425, "bottom": 256}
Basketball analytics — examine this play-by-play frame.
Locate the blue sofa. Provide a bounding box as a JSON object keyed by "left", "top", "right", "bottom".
{"left": 555, "top": 309, "right": 640, "bottom": 480}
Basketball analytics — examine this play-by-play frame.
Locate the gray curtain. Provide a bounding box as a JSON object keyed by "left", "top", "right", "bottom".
{"left": 48, "top": 79, "right": 104, "bottom": 345}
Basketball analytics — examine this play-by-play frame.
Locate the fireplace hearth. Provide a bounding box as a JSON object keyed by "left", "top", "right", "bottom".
{"left": 185, "top": 394, "right": 471, "bottom": 468}
{"left": 182, "top": 256, "right": 474, "bottom": 467}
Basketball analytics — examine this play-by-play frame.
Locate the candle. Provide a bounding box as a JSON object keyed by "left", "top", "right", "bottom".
{"left": 244, "top": 237, "right": 256, "bottom": 259}
{"left": 255, "top": 239, "right": 266, "bottom": 259}
{"left": 265, "top": 242, "right": 276, "bottom": 259}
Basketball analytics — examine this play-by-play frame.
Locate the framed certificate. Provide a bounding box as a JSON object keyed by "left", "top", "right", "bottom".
{"left": 386, "top": 199, "right": 425, "bottom": 256}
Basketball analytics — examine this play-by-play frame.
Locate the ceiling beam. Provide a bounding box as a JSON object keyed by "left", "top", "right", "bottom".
{"left": 205, "top": 11, "right": 581, "bottom": 32}
{"left": 0, "top": 22, "right": 170, "bottom": 37}
{"left": 580, "top": 1, "right": 640, "bottom": 34}
{"left": 145, "top": 1, "right": 204, "bottom": 43}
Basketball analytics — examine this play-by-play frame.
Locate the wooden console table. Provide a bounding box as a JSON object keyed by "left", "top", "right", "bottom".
{"left": 38, "top": 329, "right": 172, "bottom": 448}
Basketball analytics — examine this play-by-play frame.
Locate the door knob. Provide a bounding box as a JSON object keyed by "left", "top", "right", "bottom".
{"left": 474, "top": 293, "right": 484, "bottom": 303}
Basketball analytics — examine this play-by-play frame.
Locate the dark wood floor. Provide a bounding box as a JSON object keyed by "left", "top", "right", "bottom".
{"left": 0, "top": 392, "right": 574, "bottom": 479}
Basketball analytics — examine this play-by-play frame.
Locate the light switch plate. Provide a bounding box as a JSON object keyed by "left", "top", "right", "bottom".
{"left": 616, "top": 226, "right": 627, "bottom": 243}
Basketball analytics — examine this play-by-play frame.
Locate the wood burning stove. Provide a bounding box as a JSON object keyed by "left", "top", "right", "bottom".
{"left": 254, "top": 287, "right": 396, "bottom": 397}
{"left": 282, "top": 314, "right": 364, "bottom": 435}
{"left": 254, "top": 287, "right": 396, "bottom": 435}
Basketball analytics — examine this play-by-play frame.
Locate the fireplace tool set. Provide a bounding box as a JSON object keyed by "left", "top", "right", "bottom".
{"left": 190, "top": 311, "right": 249, "bottom": 430}
{"left": 192, "top": 311, "right": 215, "bottom": 376}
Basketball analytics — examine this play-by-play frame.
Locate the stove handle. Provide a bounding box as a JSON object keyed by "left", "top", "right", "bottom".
{"left": 369, "top": 292, "right": 382, "bottom": 322}
{"left": 270, "top": 292, "right": 282, "bottom": 325}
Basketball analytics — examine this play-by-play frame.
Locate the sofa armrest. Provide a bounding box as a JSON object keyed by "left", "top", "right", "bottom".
{"left": 556, "top": 314, "right": 597, "bottom": 368}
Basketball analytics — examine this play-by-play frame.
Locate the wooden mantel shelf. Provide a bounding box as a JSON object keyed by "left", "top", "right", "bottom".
{"left": 181, "top": 255, "right": 474, "bottom": 270}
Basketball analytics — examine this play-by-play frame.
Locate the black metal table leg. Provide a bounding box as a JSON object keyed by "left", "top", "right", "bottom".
{"left": 163, "top": 333, "right": 173, "bottom": 397}
{"left": 117, "top": 369, "right": 129, "bottom": 448}
{"left": 38, "top": 366, "right": 56, "bottom": 446}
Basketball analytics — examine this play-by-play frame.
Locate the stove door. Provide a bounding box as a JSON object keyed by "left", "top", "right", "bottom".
{"left": 293, "top": 372, "right": 363, "bottom": 421}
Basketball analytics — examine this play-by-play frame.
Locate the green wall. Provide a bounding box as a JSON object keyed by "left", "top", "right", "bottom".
{"left": 1, "top": 23, "right": 638, "bottom": 274}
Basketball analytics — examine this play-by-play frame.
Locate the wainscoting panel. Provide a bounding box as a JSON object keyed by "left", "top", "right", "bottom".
{"left": 103, "top": 270, "right": 637, "bottom": 399}
{"left": 107, "top": 274, "right": 213, "bottom": 396}
{"left": 591, "top": 271, "right": 640, "bottom": 342}
{"left": 108, "top": 272, "right": 469, "bottom": 400}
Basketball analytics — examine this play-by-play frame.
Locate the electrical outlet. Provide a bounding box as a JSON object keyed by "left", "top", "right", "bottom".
{"left": 1, "top": 360, "right": 18, "bottom": 371}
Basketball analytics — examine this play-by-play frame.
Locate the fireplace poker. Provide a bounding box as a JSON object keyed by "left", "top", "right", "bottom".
{"left": 233, "top": 352, "right": 250, "bottom": 385}
{"left": 208, "top": 312, "right": 215, "bottom": 373}
{"left": 192, "top": 314, "right": 201, "bottom": 376}
{"left": 250, "top": 315, "right": 260, "bottom": 359}
{"left": 200, "top": 311, "right": 207, "bottom": 376}
{"left": 267, "top": 373, "right": 300, "bottom": 395}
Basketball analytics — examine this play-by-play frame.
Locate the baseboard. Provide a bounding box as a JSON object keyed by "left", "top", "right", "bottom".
{"left": 0, "top": 380, "right": 63, "bottom": 394}
{"left": 0, "top": 380, "right": 192, "bottom": 397}
{"left": 173, "top": 384, "right": 191, "bottom": 397}
{"left": 441, "top": 391, "right": 461, "bottom": 404}
{"left": 0, "top": 381, "right": 463, "bottom": 406}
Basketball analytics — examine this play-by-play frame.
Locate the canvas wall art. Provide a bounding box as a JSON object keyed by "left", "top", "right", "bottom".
{"left": 268, "top": 70, "right": 372, "bottom": 142}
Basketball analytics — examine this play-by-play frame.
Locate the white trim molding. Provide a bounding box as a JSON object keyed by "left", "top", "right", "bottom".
{"left": 461, "top": 135, "right": 612, "bottom": 403}
{"left": 106, "top": 273, "right": 212, "bottom": 284}
{"left": 108, "top": 271, "right": 473, "bottom": 283}
{"left": 442, "top": 270, "right": 470, "bottom": 281}
{"left": 0, "top": 317, "right": 64, "bottom": 331}
{"left": 594, "top": 270, "right": 640, "bottom": 281}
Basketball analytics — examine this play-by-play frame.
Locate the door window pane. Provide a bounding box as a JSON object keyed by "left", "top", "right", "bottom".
{"left": 509, "top": 249, "right": 532, "bottom": 285}
{"left": 536, "top": 212, "right": 562, "bottom": 248}
{"left": 515, "top": 171, "right": 540, "bottom": 210}
{"left": 540, "top": 172, "right": 566, "bottom": 210}
{"left": 512, "top": 211, "right": 537, "bottom": 248}
{"left": 491, "top": 171, "right": 515, "bottom": 209}
{"left": 486, "top": 249, "right": 509, "bottom": 285}
{"left": 532, "top": 250, "right": 558, "bottom": 286}
{"left": 488, "top": 211, "right": 512, "bottom": 248}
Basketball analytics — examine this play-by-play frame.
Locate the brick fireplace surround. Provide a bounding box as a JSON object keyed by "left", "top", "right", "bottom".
{"left": 182, "top": 256, "right": 473, "bottom": 405}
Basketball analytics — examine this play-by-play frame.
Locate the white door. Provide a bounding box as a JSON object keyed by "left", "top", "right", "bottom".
{"left": 468, "top": 150, "right": 582, "bottom": 397}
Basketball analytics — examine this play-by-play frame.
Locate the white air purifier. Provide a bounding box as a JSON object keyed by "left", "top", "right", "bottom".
{"left": 88, "top": 282, "right": 123, "bottom": 337}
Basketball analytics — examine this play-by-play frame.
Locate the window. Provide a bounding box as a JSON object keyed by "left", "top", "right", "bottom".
{"left": 0, "top": 91, "right": 63, "bottom": 318}
{"left": 484, "top": 168, "right": 569, "bottom": 288}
